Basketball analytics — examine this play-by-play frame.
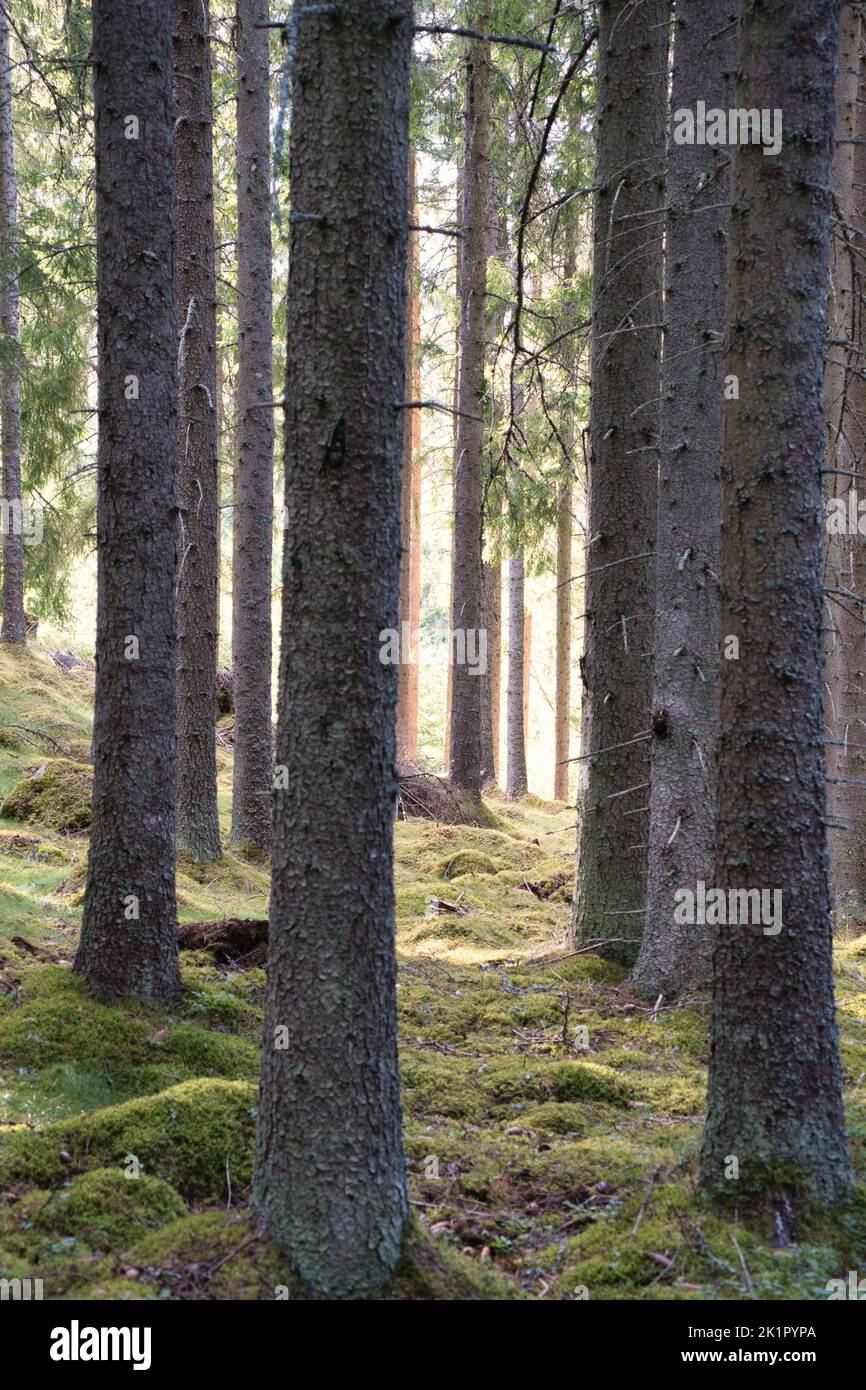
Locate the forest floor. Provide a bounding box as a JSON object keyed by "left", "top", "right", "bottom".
{"left": 0, "top": 643, "right": 865, "bottom": 1300}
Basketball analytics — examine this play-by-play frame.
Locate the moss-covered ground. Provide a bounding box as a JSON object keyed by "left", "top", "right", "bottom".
{"left": 0, "top": 646, "right": 864, "bottom": 1299}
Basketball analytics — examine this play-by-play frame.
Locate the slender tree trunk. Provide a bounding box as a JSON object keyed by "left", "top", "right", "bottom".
{"left": 480, "top": 553, "right": 501, "bottom": 784}
{"left": 700, "top": 0, "right": 852, "bottom": 1212}
{"left": 824, "top": 4, "right": 866, "bottom": 923}
{"left": 74, "top": 0, "right": 181, "bottom": 1006}
{"left": 632, "top": 1, "right": 735, "bottom": 1000}
{"left": 553, "top": 472, "right": 572, "bottom": 799}
{"left": 396, "top": 144, "right": 421, "bottom": 763}
{"left": 230, "top": 0, "right": 274, "bottom": 855}
{"left": 253, "top": 0, "right": 412, "bottom": 1299}
{"left": 443, "top": 171, "right": 462, "bottom": 773}
{"left": 506, "top": 549, "right": 528, "bottom": 797}
{"left": 572, "top": 0, "right": 668, "bottom": 965}
{"left": 0, "top": 7, "right": 24, "bottom": 644}
{"left": 449, "top": 20, "right": 491, "bottom": 799}
{"left": 174, "top": 0, "right": 221, "bottom": 862}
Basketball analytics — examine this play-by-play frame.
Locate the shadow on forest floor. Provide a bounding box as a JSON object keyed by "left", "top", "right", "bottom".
{"left": 0, "top": 645, "right": 865, "bottom": 1299}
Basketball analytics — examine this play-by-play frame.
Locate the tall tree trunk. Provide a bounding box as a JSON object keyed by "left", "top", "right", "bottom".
{"left": 253, "top": 0, "right": 412, "bottom": 1299}
{"left": 443, "top": 171, "right": 462, "bottom": 773}
{"left": 824, "top": 4, "right": 866, "bottom": 923}
{"left": 396, "top": 144, "right": 421, "bottom": 763}
{"left": 449, "top": 20, "right": 491, "bottom": 799}
{"left": 480, "top": 552, "right": 501, "bottom": 784}
{"left": 506, "top": 549, "right": 528, "bottom": 797}
{"left": 74, "top": 0, "right": 181, "bottom": 1006}
{"left": 572, "top": 0, "right": 668, "bottom": 965}
{"left": 700, "top": 0, "right": 852, "bottom": 1212}
{"left": 554, "top": 230, "right": 579, "bottom": 801}
{"left": 553, "top": 473, "right": 572, "bottom": 799}
{"left": 0, "top": 7, "right": 24, "bottom": 644}
{"left": 632, "top": 0, "right": 735, "bottom": 1000}
{"left": 174, "top": 0, "right": 222, "bottom": 862}
{"left": 230, "top": 0, "right": 274, "bottom": 855}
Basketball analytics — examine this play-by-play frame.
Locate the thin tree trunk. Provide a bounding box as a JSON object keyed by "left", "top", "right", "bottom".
{"left": 824, "top": 4, "right": 866, "bottom": 923}
{"left": 74, "top": 0, "right": 181, "bottom": 1006}
{"left": 396, "top": 144, "right": 421, "bottom": 763}
{"left": 174, "top": 0, "right": 222, "bottom": 862}
{"left": 700, "top": 0, "right": 852, "bottom": 1212}
{"left": 253, "top": 0, "right": 412, "bottom": 1299}
{"left": 444, "top": 170, "right": 462, "bottom": 773}
{"left": 0, "top": 6, "right": 24, "bottom": 644}
{"left": 449, "top": 19, "right": 491, "bottom": 800}
{"left": 506, "top": 549, "right": 528, "bottom": 797}
{"left": 572, "top": 0, "right": 668, "bottom": 965}
{"left": 230, "top": 0, "right": 274, "bottom": 855}
{"left": 631, "top": 0, "right": 735, "bottom": 1001}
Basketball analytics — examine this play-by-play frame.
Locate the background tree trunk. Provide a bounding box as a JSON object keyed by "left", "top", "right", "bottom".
{"left": 632, "top": 0, "right": 735, "bottom": 1000}
{"left": 824, "top": 4, "right": 866, "bottom": 924}
{"left": 174, "top": 0, "right": 222, "bottom": 862}
{"left": 553, "top": 237, "right": 577, "bottom": 800}
{"left": 572, "top": 0, "right": 669, "bottom": 964}
{"left": 0, "top": 6, "right": 24, "bottom": 644}
{"left": 506, "top": 548, "right": 528, "bottom": 797}
{"left": 74, "top": 0, "right": 181, "bottom": 1006}
{"left": 449, "top": 20, "right": 491, "bottom": 799}
{"left": 443, "top": 169, "right": 462, "bottom": 774}
{"left": 700, "top": 0, "right": 852, "bottom": 1211}
{"left": 253, "top": 0, "right": 412, "bottom": 1299}
{"left": 396, "top": 144, "right": 421, "bottom": 763}
{"left": 230, "top": 0, "right": 274, "bottom": 855}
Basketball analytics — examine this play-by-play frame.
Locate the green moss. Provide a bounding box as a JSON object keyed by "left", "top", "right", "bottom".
{"left": 3, "top": 1168, "right": 186, "bottom": 1255}
{"left": 0, "top": 1078, "right": 257, "bottom": 1199}
{"left": 436, "top": 850, "right": 499, "bottom": 880}
{"left": 0, "top": 759, "right": 92, "bottom": 832}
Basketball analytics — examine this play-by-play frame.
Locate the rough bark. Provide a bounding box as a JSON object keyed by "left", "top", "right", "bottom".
{"left": 396, "top": 144, "right": 421, "bottom": 763}
{"left": 700, "top": 0, "right": 852, "bottom": 1210}
{"left": 449, "top": 21, "right": 491, "bottom": 799}
{"left": 572, "top": 0, "right": 668, "bottom": 964}
{"left": 824, "top": 4, "right": 866, "bottom": 924}
{"left": 506, "top": 549, "right": 528, "bottom": 798}
{"left": 253, "top": 0, "right": 412, "bottom": 1299}
{"left": 0, "top": 6, "right": 24, "bottom": 644}
{"left": 174, "top": 0, "right": 222, "bottom": 862}
{"left": 632, "top": 0, "right": 735, "bottom": 1000}
{"left": 74, "top": 0, "right": 181, "bottom": 1006}
{"left": 230, "top": 0, "right": 274, "bottom": 855}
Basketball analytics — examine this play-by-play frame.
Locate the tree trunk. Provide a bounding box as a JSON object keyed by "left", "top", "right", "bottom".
{"left": 631, "top": 0, "right": 735, "bottom": 1001}
{"left": 230, "top": 0, "right": 274, "bottom": 855}
{"left": 572, "top": 0, "right": 668, "bottom": 965}
{"left": 396, "top": 144, "right": 421, "bottom": 763}
{"left": 253, "top": 0, "right": 412, "bottom": 1299}
{"left": 553, "top": 473, "right": 572, "bottom": 799}
{"left": 700, "top": 0, "right": 852, "bottom": 1211}
{"left": 174, "top": 0, "right": 222, "bottom": 862}
{"left": 824, "top": 4, "right": 866, "bottom": 924}
{"left": 0, "top": 7, "right": 24, "bottom": 644}
{"left": 444, "top": 168, "right": 462, "bottom": 774}
{"left": 448, "top": 20, "right": 491, "bottom": 800}
{"left": 480, "top": 553, "right": 501, "bottom": 784}
{"left": 74, "top": 0, "right": 181, "bottom": 1006}
{"left": 506, "top": 549, "right": 528, "bottom": 798}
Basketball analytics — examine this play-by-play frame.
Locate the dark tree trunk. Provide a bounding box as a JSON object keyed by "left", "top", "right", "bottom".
{"left": 572, "top": 0, "right": 668, "bottom": 965}
{"left": 396, "top": 145, "right": 421, "bottom": 764}
{"left": 700, "top": 0, "right": 852, "bottom": 1210}
{"left": 0, "top": 6, "right": 24, "bottom": 645}
{"left": 824, "top": 5, "right": 866, "bottom": 924}
{"left": 632, "top": 0, "right": 735, "bottom": 1001}
{"left": 230, "top": 0, "right": 274, "bottom": 855}
{"left": 506, "top": 549, "right": 528, "bottom": 798}
{"left": 174, "top": 0, "right": 222, "bottom": 862}
{"left": 253, "top": 0, "right": 412, "bottom": 1299}
{"left": 74, "top": 0, "right": 181, "bottom": 1006}
{"left": 449, "top": 21, "right": 491, "bottom": 800}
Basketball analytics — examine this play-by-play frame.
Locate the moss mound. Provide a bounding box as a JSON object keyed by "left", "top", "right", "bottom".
{"left": 0, "top": 1078, "right": 257, "bottom": 1199}
{"left": 1, "top": 1168, "right": 186, "bottom": 1257}
{"left": 1, "top": 759, "right": 92, "bottom": 832}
